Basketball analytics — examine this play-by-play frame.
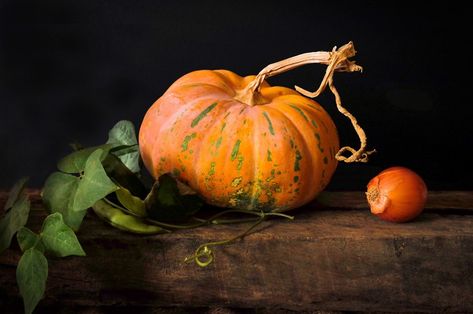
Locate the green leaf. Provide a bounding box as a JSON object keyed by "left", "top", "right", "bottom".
{"left": 74, "top": 149, "right": 118, "bottom": 209}
{"left": 116, "top": 186, "right": 146, "bottom": 217}
{"left": 42, "top": 172, "right": 82, "bottom": 230}
{"left": 16, "top": 248, "right": 48, "bottom": 314}
{"left": 43, "top": 149, "right": 118, "bottom": 230}
{"left": 106, "top": 120, "right": 140, "bottom": 173}
{"left": 0, "top": 193, "right": 30, "bottom": 253}
{"left": 4, "top": 177, "right": 29, "bottom": 211}
{"left": 17, "top": 227, "right": 45, "bottom": 253}
{"left": 107, "top": 120, "right": 137, "bottom": 146}
{"left": 41, "top": 213, "right": 85, "bottom": 257}
{"left": 103, "top": 153, "right": 147, "bottom": 198}
{"left": 57, "top": 144, "right": 115, "bottom": 174}
{"left": 145, "top": 174, "right": 203, "bottom": 222}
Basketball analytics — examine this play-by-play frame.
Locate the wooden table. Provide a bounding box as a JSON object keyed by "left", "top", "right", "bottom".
{"left": 1, "top": 190, "right": 472, "bottom": 313}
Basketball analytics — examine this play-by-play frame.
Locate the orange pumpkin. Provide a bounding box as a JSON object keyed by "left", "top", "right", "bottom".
{"left": 139, "top": 42, "right": 372, "bottom": 212}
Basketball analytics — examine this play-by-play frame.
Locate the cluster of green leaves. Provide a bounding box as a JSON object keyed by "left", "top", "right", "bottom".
{"left": 1, "top": 120, "right": 205, "bottom": 314}
{"left": 0, "top": 179, "right": 84, "bottom": 314}
{"left": 16, "top": 213, "right": 85, "bottom": 314}
{"left": 2, "top": 119, "right": 294, "bottom": 313}
{"left": 41, "top": 120, "right": 203, "bottom": 232}
{"left": 42, "top": 120, "right": 142, "bottom": 230}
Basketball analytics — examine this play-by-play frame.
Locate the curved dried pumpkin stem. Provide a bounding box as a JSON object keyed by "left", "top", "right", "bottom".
{"left": 239, "top": 41, "right": 375, "bottom": 163}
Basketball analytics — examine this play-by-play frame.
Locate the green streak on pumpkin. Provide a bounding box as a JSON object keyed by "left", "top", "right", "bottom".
{"left": 215, "top": 136, "right": 223, "bottom": 149}
{"left": 307, "top": 103, "right": 321, "bottom": 110}
{"left": 289, "top": 104, "right": 309, "bottom": 122}
{"left": 266, "top": 169, "right": 276, "bottom": 182}
{"left": 229, "top": 188, "right": 252, "bottom": 209}
{"left": 290, "top": 138, "right": 295, "bottom": 149}
{"left": 181, "top": 133, "right": 197, "bottom": 152}
{"left": 191, "top": 102, "right": 217, "bottom": 127}
{"left": 237, "top": 155, "right": 244, "bottom": 170}
{"left": 311, "top": 119, "right": 318, "bottom": 128}
{"left": 231, "top": 140, "right": 241, "bottom": 161}
{"left": 208, "top": 162, "right": 216, "bottom": 176}
{"left": 314, "top": 132, "right": 324, "bottom": 153}
{"left": 294, "top": 176, "right": 299, "bottom": 183}
{"left": 221, "top": 122, "right": 227, "bottom": 132}
{"left": 267, "top": 149, "right": 272, "bottom": 162}
{"left": 262, "top": 112, "right": 275, "bottom": 135}
{"left": 294, "top": 150, "right": 302, "bottom": 171}
{"left": 231, "top": 177, "right": 243, "bottom": 187}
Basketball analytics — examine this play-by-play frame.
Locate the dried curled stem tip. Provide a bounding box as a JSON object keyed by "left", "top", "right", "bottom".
{"left": 240, "top": 41, "right": 375, "bottom": 163}
{"left": 184, "top": 245, "right": 214, "bottom": 267}
{"left": 295, "top": 42, "right": 375, "bottom": 163}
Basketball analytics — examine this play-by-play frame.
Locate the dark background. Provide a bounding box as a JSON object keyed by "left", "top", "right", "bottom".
{"left": 1, "top": 1, "right": 472, "bottom": 190}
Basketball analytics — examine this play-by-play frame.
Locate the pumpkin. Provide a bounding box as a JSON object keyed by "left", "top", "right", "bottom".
{"left": 139, "top": 42, "right": 373, "bottom": 212}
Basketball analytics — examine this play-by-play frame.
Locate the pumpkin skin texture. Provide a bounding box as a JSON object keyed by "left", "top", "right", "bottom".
{"left": 139, "top": 69, "right": 339, "bottom": 212}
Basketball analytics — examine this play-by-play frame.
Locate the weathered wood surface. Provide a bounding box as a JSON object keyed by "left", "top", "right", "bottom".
{"left": 1, "top": 190, "right": 473, "bottom": 313}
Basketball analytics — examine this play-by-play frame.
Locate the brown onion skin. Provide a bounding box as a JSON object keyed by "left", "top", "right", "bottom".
{"left": 366, "top": 167, "right": 428, "bottom": 223}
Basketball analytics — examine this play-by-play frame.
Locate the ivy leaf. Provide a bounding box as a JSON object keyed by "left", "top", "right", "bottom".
{"left": 16, "top": 248, "right": 48, "bottom": 314}
{"left": 17, "top": 227, "right": 45, "bottom": 253}
{"left": 106, "top": 120, "right": 140, "bottom": 173}
{"left": 103, "top": 153, "right": 147, "bottom": 198}
{"left": 145, "top": 174, "right": 203, "bottom": 222}
{"left": 116, "top": 186, "right": 147, "bottom": 217}
{"left": 57, "top": 144, "right": 115, "bottom": 174}
{"left": 42, "top": 172, "right": 81, "bottom": 230}
{"left": 43, "top": 149, "right": 118, "bottom": 230}
{"left": 40, "top": 213, "right": 85, "bottom": 257}
{"left": 74, "top": 149, "right": 118, "bottom": 209}
{"left": 0, "top": 193, "right": 30, "bottom": 253}
{"left": 3, "top": 177, "right": 29, "bottom": 211}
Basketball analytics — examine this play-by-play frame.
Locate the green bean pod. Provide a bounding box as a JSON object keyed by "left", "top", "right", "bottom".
{"left": 92, "top": 199, "right": 168, "bottom": 234}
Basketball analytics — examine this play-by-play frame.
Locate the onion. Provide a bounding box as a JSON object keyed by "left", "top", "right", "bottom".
{"left": 366, "top": 167, "right": 428, "bottom": 222}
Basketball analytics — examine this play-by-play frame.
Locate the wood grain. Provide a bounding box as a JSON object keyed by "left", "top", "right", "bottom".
{"left": 1, "top": 190, "right": 472, "bottom": 312}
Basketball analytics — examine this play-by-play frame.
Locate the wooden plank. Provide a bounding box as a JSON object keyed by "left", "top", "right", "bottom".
{"left": 315, "top": 190, "right": 473, "bottom": 211}
{"left": 1, "top": 191, "right": 472, "bottom": 312}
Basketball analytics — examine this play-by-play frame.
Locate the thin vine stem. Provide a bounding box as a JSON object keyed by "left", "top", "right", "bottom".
{"left": 184, "top": 211, "right": 294, "bottom": 267}
{"left": 105, "top": 195, "right": 295, "bottom": 231}
{"left": 145, "top": 209, "right": 284, "bottom": 229}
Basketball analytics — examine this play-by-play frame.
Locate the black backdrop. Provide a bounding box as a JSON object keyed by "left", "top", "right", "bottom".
{"left": 1, "top": 1, "right": 472, "bottom": 190}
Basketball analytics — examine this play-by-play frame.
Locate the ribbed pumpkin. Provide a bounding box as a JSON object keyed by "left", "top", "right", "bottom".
{"left": 139, "top": 42, "right": 370, "bottom": 212}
